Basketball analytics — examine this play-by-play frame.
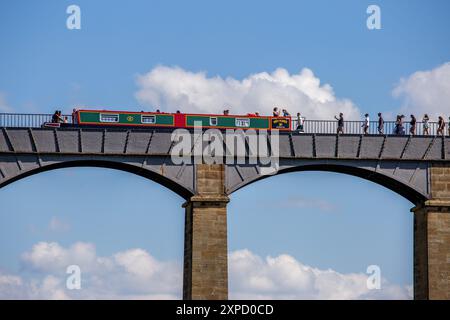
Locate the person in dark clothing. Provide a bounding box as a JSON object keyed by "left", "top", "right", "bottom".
{"left": 377, "top": 113, "right": 384, "bottom": 134}
{"left": 334, "top": 113, "right": 344, "bottom": 134}
{"left": 51, "top": 110, "right": 59, "bottom": 123}
{"left": 51, "top": 110, "right": 63, "bottom": 123}
{"left": 437, "top": 116, "right": 445, "bottom": 136}
{"left": 395, "top": 115, "right": 405, "bottom": 135}
{"left": 409, "top": 115, "right": 417, "bottom": 135}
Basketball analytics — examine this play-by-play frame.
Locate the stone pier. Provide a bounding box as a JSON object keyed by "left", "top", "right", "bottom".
{"left": 412, "top": 163, "right": 450, "bottom": 300}
{"left": 183, "top": 164, "right": 229, "bottom": 300}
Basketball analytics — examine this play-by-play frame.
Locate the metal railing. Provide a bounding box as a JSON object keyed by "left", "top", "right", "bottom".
{"left": 0, "top": 113, "right": 73, "bottom": 128}
{"left": 0, "top": 113, "right": 446, "bottom": 136}
{"left": 298, "top": 120, "right": 443, "bottom": 136}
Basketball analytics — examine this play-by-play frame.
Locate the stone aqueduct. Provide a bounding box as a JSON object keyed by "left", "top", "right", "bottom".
{"left": 0, "top": 126, "right": 449, "bottom": 299}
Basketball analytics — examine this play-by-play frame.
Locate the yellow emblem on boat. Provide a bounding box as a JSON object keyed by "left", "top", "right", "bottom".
{"left": 127, "top": 116, "right": 134, "bottom": 122}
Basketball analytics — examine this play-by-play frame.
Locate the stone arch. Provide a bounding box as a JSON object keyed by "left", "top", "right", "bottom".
{"left": 227, "top": 162, "right": 429, "bottom": 205}
{"left": 0, "top": 159, "right": 194, "bottom": 199}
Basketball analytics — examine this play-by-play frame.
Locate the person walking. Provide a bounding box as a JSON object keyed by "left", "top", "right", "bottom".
{"left": 362, "top": 113, "right": 370, "bottom": 135}
{"left": 437, "top": 116, "right": 445, "bottom": 136}
{"left": 296, "top": 112, "right": 305, "bottom": 132}
{"left": 335, "top": 113, "right": 344, "bottom": 134}
{"left": 395, "top": 115, "right": 405, "bottom": 135}
{"left": 422, "top": 114, "right": 430, "bottom": 135}
{"left": 394, "top": 115, "right": 400, "bottom": 134}
{"left": 377, "top": 113, "right": 384, "bottom": 134}
{"left": 409, "top": 115, "right": 417, "bottom": 135}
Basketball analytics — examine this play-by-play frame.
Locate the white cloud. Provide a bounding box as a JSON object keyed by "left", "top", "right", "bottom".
{"left": 0, "top": 92, "right": 13, "bottom": 112}
{"left": 0, "top": 272, "right": 69, "bottom": 300}
{"left": 229, "top": 249, "right": 411, "bottom": 300}
{"left": 21, "top": 242, "right": 112, "bottom": 276}
{"left": 48, "top": 216, "right": 70, "bottom": 232}
{"left": 1, "top": 243, "right": 410, "bottom": 299}
{"left": 114, "top": 248, "right": 160, "bottom": 278}
{"left": 17, "top": 241, "right": 181, "bottom": 299}
{"left": 0, "top": 273, "right": 24, "bottom": 299}
{"left": 135, "top": 66, "right": 361, "bottom": 120}
{"left": 37, "top": 275, "right": 70, "bottom": 300}
{"left": 393, "top": 62, "right": 450, "bottom": 119}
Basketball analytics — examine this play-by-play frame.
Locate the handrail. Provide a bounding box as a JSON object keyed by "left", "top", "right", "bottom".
{"left": 0, "top": 113, "right": 446, "bottom": 135}
{"left": 0, "top": 113, "right": 73, "bottom": 128}
{"left": 299, "top": 120, "right": 442, "bottom": 135}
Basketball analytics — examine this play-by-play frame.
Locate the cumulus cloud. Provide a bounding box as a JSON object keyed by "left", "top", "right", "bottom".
{"left": 0, "top": 273, "right": 25, "bottom": 299}
{"left": 0, "top": 272, "right": 70, "bottom": 300}
{"left": 1, "top": 242, "right": 411, "bottom": 299}
{"left": 15, "top": 241, "right": 182, "bottom": 299}
{"left": 22, "top": 242, "right": 97, "bottom": 274}
{"left": 393, "top": 62, "right": 450, "bottom": 119}
{"left": 229, "top": 249, "right": 411, "bottom": 300}
{"left": 0, "top": 92, "right": 13, "bottom": 112}
{"left": 135, "top": 66, "right": 361, "bottom": 120}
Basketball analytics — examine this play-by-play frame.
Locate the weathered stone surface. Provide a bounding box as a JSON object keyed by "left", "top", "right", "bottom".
{"left": 430, "top": 164, "right": 450, "bottom": 200}
{"left": 413, "top": 163, "right": 450, "bottom": 300}
{"left": 183, "top": 164, "right": 229, "bottom": 300}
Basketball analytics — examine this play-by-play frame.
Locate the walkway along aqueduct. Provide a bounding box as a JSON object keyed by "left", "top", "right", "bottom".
{"left": 0, "top": 124, "right": 449, "bottom": 299}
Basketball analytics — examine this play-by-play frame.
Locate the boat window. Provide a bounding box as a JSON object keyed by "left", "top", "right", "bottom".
{"left": 141, "top": 115, "right": 156, "bottom": 124}
{"left": 235, "top": 118, "right": 250, "bottom": 127}
{"left": 100, "top": 114, "right": 119, "bottom": 123}
{"left": 210, "top": 117, "right": 218, "bottom": 126}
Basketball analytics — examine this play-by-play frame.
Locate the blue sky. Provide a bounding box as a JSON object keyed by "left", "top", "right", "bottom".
{"left": 0, "top": 0, "right": 449, "bottom": 299}
{"left": 1, "top": 0, "right": 449, "bottom": 114}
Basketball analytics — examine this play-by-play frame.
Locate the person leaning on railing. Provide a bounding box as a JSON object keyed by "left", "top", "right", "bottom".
{"left": 282, "top": 109, "right": 290, "bottom": 117}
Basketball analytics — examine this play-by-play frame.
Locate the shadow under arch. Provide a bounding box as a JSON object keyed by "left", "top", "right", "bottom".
{"left": 0, "top": 159, "right": 193, "bottom": 200}
{"left": 231, "top": 163, "right": 428, "bottom": 205}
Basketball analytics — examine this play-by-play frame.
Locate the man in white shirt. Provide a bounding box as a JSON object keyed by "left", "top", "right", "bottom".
{"left": 362, "top": 113, "right": 370, "bottom": 134}
{"left": 296, "top": 112, "right": 305, "bottom": 132}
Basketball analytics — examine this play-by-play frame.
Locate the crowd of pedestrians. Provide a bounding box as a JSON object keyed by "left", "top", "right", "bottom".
{"left": 330, "top": 112, "right": 449, "bottom": 136}
{"left": 270, "top": 105, "right": 448, "bottom": 136}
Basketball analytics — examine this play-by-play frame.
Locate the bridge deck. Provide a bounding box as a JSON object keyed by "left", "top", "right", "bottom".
{"left": 0, "top": 127, "right": 448, "bottom": 160}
